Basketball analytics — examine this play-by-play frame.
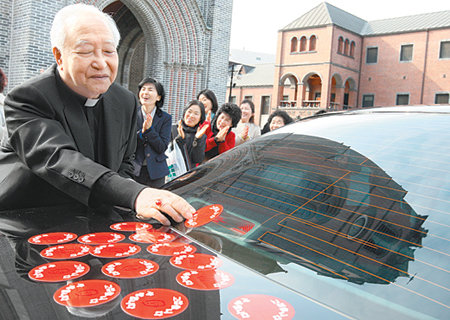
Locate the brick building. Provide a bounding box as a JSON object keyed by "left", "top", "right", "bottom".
{"left": 0, "top": 0, "right": 232, "bottom": 121}
{"left": 228, "top": 2, "right": 450, "bottom": 122}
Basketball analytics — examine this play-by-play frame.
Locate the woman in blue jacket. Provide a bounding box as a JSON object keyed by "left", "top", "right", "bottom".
{"left": 133, "top": 77, "right": 171, "bottom": 188}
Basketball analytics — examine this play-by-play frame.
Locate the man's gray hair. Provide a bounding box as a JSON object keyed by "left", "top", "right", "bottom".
{"left": 50, "top": 3, "right": 121, "bottom": 50}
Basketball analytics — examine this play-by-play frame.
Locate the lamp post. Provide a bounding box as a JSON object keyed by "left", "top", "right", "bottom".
{"left": 228, "top": 63, "right": 235, "bottom": 102}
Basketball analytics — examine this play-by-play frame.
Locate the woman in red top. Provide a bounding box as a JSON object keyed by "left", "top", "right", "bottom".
{"left": 204, "top": 103, "right": 241, "bottom": 161}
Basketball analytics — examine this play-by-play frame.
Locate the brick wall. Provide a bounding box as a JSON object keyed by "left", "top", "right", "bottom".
{"left": 0, "top": 0, "right": 12, "bottom": 90}
{"left": 5, "top": 0, "right": 66, "bottom": 91}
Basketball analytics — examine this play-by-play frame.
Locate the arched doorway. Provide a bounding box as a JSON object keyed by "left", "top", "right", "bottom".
{"left": 330, "top": 74, "right": 343, "bottom": 111}
{"left": 100, "top": 0, "right": 213, "bottom": 120}
{"left": 302, "top": 73, "right": 322, "bottom": 108}
{"left": 104, "top": 2, "right": 146, "bottom": 95}
{"left": 279, "top": 74, "right": 298, "bottom": 108}
{"left": 343, "top": 78, "right": 357, "bottom": 109}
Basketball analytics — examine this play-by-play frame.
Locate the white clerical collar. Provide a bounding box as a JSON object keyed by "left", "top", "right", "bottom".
{"left": 85, "top": 98, "right": 99, "bottom": 107}
{"left": 142, "top": 107, "right": 156, "bottom": 118}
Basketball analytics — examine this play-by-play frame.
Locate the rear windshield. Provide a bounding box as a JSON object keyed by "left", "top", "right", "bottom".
{"left": 168, "top": 112, "right": 450, "bottom": 320}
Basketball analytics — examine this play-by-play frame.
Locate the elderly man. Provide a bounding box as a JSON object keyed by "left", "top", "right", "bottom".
{"left": 0, "top": 4, "right": 194, "bottom": 225}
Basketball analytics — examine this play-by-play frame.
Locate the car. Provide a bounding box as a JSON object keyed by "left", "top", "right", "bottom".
{"left": 0, "top": 105, "right": 448, "bottom": 319}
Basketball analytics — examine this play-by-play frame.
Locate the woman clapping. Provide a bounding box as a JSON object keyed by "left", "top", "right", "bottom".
{"left": 172, "top": 100, "right": 209, "bottom": 169}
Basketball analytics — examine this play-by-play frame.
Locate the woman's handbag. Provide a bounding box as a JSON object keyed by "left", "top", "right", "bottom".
{"left": 165, "top": 140, "right": 187, "bottom": 182}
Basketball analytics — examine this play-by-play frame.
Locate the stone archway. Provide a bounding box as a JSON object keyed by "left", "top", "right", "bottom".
{"left": 103, "top": 1, "right": 164, "bottom": 94}
{"left": 98, "top": 0, "right": 219, "bottom": 120}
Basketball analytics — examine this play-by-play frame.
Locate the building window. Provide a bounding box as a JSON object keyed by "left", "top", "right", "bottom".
{"left": 338, "top": 37, "right": 344, "bottom": 54}
{"left": 309, "top": 35, "right": 316, "bottom": 51}
{"left": 244, "top": 96, "right": 253, "bottom": 101}
{"left": 362, "top": 94, "right": 374, "bottom": 107}
{"left": 400, "top": 44, "right": 413, "bottom": 62}
{"left": 344, "top": 39, "right": 350, "bottom": 56}
{"left": 435, "top": 93, "right": 449, "bottom": 104}
{"left": 396, "top": 94, "right": 409, "bottom": 105}
{"left": 366, "top": 47, "right": 378, "bottom": 64}
{"left": 350, "top": 41, "right": 356, "bottom": 57}
{"left": 439, "top": 41, "right": 450, "bottom": 59}
{"left": 230, "top": 96, "right": 237, "bottom": 104}
{"left": 261, "top": 96, "right": 271, "bottom": 114}
{"left": 300, "top": 36, "right": 307, "bottom": 52}
{"left": 290, "top": 37, "right": 298, "bottom": 53}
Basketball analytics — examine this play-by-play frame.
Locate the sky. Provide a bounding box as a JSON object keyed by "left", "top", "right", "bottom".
{"left": 230, "top": 0, "right": 450, "bottom": 54}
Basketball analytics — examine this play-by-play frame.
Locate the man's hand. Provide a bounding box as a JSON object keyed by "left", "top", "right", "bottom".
{"left": 134, "top": 188, "right": 195, "bottom": 225}
{"left": 142, "top": 114, "right": 153, "bottom": 133}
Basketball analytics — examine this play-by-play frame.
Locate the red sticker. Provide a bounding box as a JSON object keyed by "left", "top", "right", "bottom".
{"left": 121, "top": 288, "right": 189, "bottom": 319}
{"left": 185, "top": 204, "right": 223, "bottom": 228}
{"left": 170, "top": 253, "right": 222, "bottom": 270}
{"left": 78, "top": 232, "right": 125, "bottom": 245}
{"left": 147, "top": 241, "right": 197, "bottom": 256}
{"left": 90, "top": 243, "right": 141, "bottom": 258}
{"left": 228, "top": 294, "right": 295, "bottom": 320}
{"left": 102, "top": 258, "right": 159, "bottom": 279}
{"left": 176, "top": 269, "right": 234, "bottom": 290}
{"left": 129, "top": 230, "right": 176, "bottom": 244}
{"left": 110, "top": 222, "right": 153, "bottom": 232}
{"left": 40, "top": 243, "right": 92, "bottom": 259}
{"left": 28, "top": 261, "right": 90, "bottom": 282}
{"left": 28, "top": 232, "right": 77, "bottom": 245}
{"left": 54, "top": 279, "right": 121, "bottom": 307}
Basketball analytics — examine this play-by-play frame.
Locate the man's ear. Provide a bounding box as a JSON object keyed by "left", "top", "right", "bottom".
{"left": 52, "top": 47, "right": 63, "bottom": 67}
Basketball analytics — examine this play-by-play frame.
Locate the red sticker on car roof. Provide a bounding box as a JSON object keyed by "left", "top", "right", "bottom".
{"left": 129, "top": 230, "right": 175, "bottom": 244}
{"left": 29, "top": 261, "right": 90, "bottom": 282}
{"left": 102, "top": 258, "right": 159, "bottom": 279}
{"left": 185, "top": 204, "right": 223, "bottom": 228}
{"left": 121, "top": 288, "right": 189, "bottom": 319}
{"left": 147, "top": 241, "right": 197, "bottom": 256}
{"left": 110, "top": 222, "right": 153, "bottom": 232}
{"left": 78, "top": 232, "right": 125, "bottom": 244}
{"left": 170, "top": 253, "right": 222, "bottom": 270}
{"left": 54, "top": 279, "right": 121, "bottom": 307}
{"left": 90, "top": 243, "right": 141, "bottom": 258}
{"left": 176, "top": 269, "right": 234, "bottom": 291}
{"left": 228, "top": 294, "right": 295, "bottom": 320}
{"left": 40, "top": 243, "right": 92, "bottom": 259}
{"left": 28, "top": 232, "right": 77, "bottom": 245}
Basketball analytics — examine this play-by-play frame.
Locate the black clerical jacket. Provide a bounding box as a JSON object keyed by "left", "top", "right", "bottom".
{"left": 0, "top": 65, "right": 139, "bottom": 210}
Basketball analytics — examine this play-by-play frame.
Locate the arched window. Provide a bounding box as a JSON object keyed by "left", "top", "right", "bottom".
{"left": 344, "top": 39, "right": 350, "bottom": 56}
{"left": 300, "top": 36, "right": 307, "bottom": 52}
{"left": 309, "top": 35, "right": 317, "bottom": 51}
{"left": 338, "top": 37, "right": 344, "bottom": 54}
{"left": 290, "top": 37, "right": 298, "bottom": 53}
{"left": 350, "top": 41, "right": 356, "bottom": 57}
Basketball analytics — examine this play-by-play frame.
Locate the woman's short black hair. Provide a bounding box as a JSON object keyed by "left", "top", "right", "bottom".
{"left": 240, "top": 99, "right": 255, "bottom": 123}
{"left": 196, "top": 89, "right": 219, "bottom": 114}
{"left": 183, "top": 100, "right": 206, "bottom": 125}
{"left": 214, "top": 103, "right": 242, "bottom": 129}
{"left": 267, "top": 110, "right": 294, "bottom": 127}
{"left": 138, "top": 77, "right": 165, "bottom": 109}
